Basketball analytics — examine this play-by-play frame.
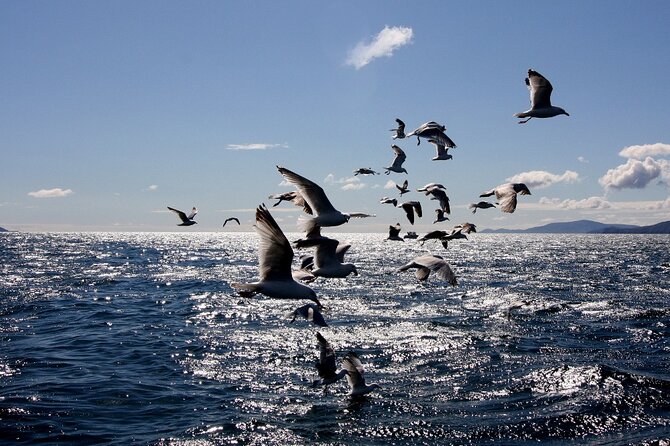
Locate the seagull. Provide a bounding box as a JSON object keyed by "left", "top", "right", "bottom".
{"left": 353, "top": 168, "right": 379, "bottom": 176}
{"left": 454, "top": 222, "right": 477, "bottom": 234}
{"left": 468, "top": 201, "right": 496, "bottom": 213}
{"left": 384, "top": 145, "right": 408, "bottom": 175}
{"left": 342, "top": 351, "right": 381, "bottom": 397}
{"left": 386, "top": 223, "right": 404, "bottom": 241}
{"left": 222, "top": 217, "right": 240, "bottom": 227}
{"left": 427, "top": 139, "right": 453, "bottom": 161}
{"left": 268, "top": 191, "right": 313, "bottom": 215}
{"left": 390, "top": 118, "right": 406, "bottom": 140}
{"left": 398, "top": 254, "right": 458, "bottom": 285}
{"left": 434, "top": 209, "right": 449, "bottom": 223}
{"left": 440, "top": 227, "right": 468, "bottom": 249}
{"left": 406, "top": 121, "right": 456, "bottom": 148}
{"left": 277, "top": 166, "right": 351, "bottom": 233}
{"left": 398, "top": 201, "right": 422, "bottom": 225}
{"left": 294, "top": 237, "right": 358, "bottom": 278}
{"left": 380, "top": 197, "right": 398, "bottom": 206}
{"left": 418, "top": 230, "right": 448, "bottom": 245}
{"left": 290, "top": 303, "right": 327, "bottom": 327}
{"left": 230, "top": 205, "right": 321, "bottom": 307}
{"left": 167, "top": 206, "right": 198, "bottom": 226}
{"left": 426, "top": 187, "right": 450, "bottom": 214}
{"left": 514, "top": 69, "right": 569, "bottom": 124}
{"left": 480, "top": 183, "right": 531, "bottom": 213}
{"left": 417, "top": 183, "right": 446, "bottom": 193}
{"left": 404, "top": 231, "right": 418, "bottom": 239}
{"left": 313, "top": 332, "right": 348, "bottom": 391}
{"left": 396, "top": 179, "right": 410, "bottom": 196}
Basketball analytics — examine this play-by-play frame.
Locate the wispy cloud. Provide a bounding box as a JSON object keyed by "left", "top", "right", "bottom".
{"left": 324, "top": 174, "right": 367, "bottom": 191}
{"left": 383, "top": 180, "right": 396, "bottom": 189}
{"left": 346, "top": 26, "right": 413, "bottom": 69}
{"left": 147, "top": 184, "right": 158, "bottom": 191}
{"left": 28, "top": 188, "right": 73, "bottom": 198}
{"left": 226, "top": 143, "right": 288, "bottom": 151}
{"left": 618, "top": 143, "right": 670, "bottom": 159}
{"left": 506, "top": 170, "right": 579, "bottom": 189}
{"left": 577, "top": 156, "right": 589, "bottom": 163}
{"left": 598, "top": 157, "right": 670, "bottom": 190}
{"left": 539, "top": 196, "right": 612, "bottom": 210}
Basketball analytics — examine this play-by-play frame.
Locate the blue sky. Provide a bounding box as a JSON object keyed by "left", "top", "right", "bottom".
{"left": 2, "top": 1, "right": 669, "bottom": 232}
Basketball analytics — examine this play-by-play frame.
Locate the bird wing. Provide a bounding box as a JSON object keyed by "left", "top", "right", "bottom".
{"left": 347, "top": 212, "right": 376, "bottom": 218}
{"left": 498, "top": 192, "right": 519, "bottom": 213}
{"left": 413, "top": 201, "right": 422, "bottom": 218}
{"left": 388, "top": 224, "right": 401, "bottom": 237}
{"left": 316, "top": 332, "right": 337, "bottom": 377}
{"left": 277, "top": 166, "right": 337, "bottom": 216}
{"left": 342, "top": 352, "right": 366, "bottom": 390}
{"left": 223, "top": 217, "right": 240, "bottom": 227}
{"left": 401, "top": 202, "right": 415, "bottom": 225}
{"left": 313, "top": 237, "right": 340, "bottom": 268}
{"left": 187, "top": 207, "right": 198, "bottom": 220}
{"left": 335, "top": 243, "right": 351, "bottom": 263}
{"left": 167, "top": 207, "right": 189, "bottom": 223}
{"left": 390, "top": 145, "right": 407, "bottom": 168}
{"left": 527, "top": 69, "right": 553, "bottom": 109}
{"left": 254, "top": 205, "right": 294, "bottom": 281}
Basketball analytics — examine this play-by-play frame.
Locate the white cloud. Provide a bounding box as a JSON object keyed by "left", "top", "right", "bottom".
{"left": 28, "top": 188, "right": 73, "bottom": 198}
{"left": 383, "top": 180, "right": 396, "bottom": 189}
{"left": 539, "top": 196, "right": 612, "bottom": 210}
{"left": 346, "top": 26, "right": 413, "bottom": 69}
{"left": 598, "top": 156, "right": 670, "bottom": 190}
{"left": 226, "top": 143, "right": 288, "bottom": 151}
{"left": 577, "top": 156, "right": 589, "bottom": 163}
{"left": 147, "top": 184, "right": 158, "bottom": 191}
{"left": 618, "top": 143, "right": 670, "bottom": 159}
{"left": 506, "top": 170, "right": 580, "bottom": 189}
{"left": 324, "top": 174, "right": 366, "bottom": 191}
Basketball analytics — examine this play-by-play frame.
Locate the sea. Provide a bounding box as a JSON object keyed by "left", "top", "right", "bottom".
{"left": 1, "top": 232, "right": 669, "bottom": 445}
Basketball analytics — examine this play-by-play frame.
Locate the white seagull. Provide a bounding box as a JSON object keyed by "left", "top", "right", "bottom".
{"left": 468, "top": 201, "right": 496, "bottom": 213}
{"left": 390, "top": 118, "right": 406, "bottom": 140}
{"left": 406, "top": 121, "right": 457, "bottom": 148}
{"left": 399, "top": 254, "right": 458, "bottom": 286}
{"left": 384, "top": 145, "right": 408, "bottom": 175}
{"left": 268, "top": 190, "right": 313, "bottom": 215}
{"left": 480, "top": 183, "right": 531, "bottom": 213}
{"left": 427, "top": 139, "right": 453, "bottom": 161}
{"left": 294, "top": 237, "right": 358, "bottom": 278}
{"left": 417, "top": 183, "right": 446, "bottom": 193}
{"left": 342, "top": 351, "right": 381, "bottom": 397}
{"left": 168, "top": 206, "right": 198, "bottom": 226}
{"left": 514, "top": 69, "right": 569, "bottom": 124}
{"left": 277, "top": 166, "right": 351, "bottom": 233}
{"left": 231, "top": 205, "right": 321, "bottom": 307}
{"left": 398, "top": 201, "right": 422, "bottom": 225}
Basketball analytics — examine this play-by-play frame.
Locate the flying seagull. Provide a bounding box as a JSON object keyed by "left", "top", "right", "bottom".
{"left": 433, "top": 209, "right": 449, "bottom": 223}
{"left": 398, "top": 201, "right": 422, "bottom": 225}
{"left": 353, "top": 168, "right": 379, "bottom": 176}
{"left": 277, "top": 166, "right": 351, "bottom": 233}
{"left": 268, "top": 191, "right": 313, "bottom": 215}
{"left": 480, "top": 183, "right": 531, "bottom": 213}
{"left": 390, "top": 118, "right": 406, "bottom": 140}
{"left": 398, "top": 254, "right": 458, "bottom": 285}
{"left": 290, "top": 303, "right": 328, "bottom": 327}
{"left": 454, "top": 222, "right": 477, "bottom": 234}
{"left": 380, "top": 197, "right": 398, "bottom": 206}
{"left": 426, "top": 187, "right": 450, "bottom": 214}
{"left": 386, "top": 223, "right": 404, "bottom": 241}
{"left": 230, "top": 205, "right": 321, "bottom": 307}
{"left": 313, "top": 332, "right": 348, "bottom": 391}
{"left": 396, "top": 179, "right": 409, "bottom": 196}
{"left": 468, "top": 201, "right": 496, "bottom": 213}
{"left": 384, "top": 145, "right": 408, "bottom": 175}
{"left": 406, "top": 121, "right": 456, "bottom": 148}
{"left": 342, "top": 351, "right": 381, "bottom": 397}
{"left": 417, "top": 183, "right": 446, "bottom": 193}
{"left": 514, "top": 69, "right": 569, "bottom": 124}
{"left": 168, "top": 206, "right": 198, "bottom": 226}
{"left": 294, "top": 237, "right": 358, "bottom": 278}
{"left": 222, "top": 217, "right": 240, "bottom": 227}
{"left": 428, "top": 139, "right": 453, "bottom": 161}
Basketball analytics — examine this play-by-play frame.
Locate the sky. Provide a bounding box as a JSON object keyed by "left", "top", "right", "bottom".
{"left": 2, "top": 1, "right": 670, "bottom": 232}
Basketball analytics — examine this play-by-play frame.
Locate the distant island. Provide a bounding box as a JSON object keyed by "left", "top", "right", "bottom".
{"left": 481, "top": 219, "right": 670, "bottom": 234}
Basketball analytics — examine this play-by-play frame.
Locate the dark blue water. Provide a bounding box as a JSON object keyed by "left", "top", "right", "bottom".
{"left": 1, "top": 232, "right": 669, "bottom": 445}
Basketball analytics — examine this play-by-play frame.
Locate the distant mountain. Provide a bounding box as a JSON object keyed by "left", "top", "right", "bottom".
{"left": 481, "top": 219, "right": 670, "bottom": 234}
